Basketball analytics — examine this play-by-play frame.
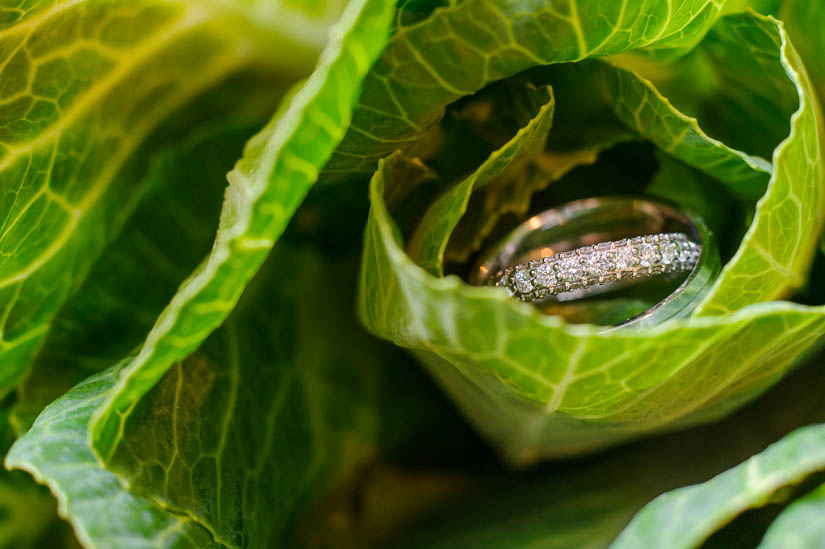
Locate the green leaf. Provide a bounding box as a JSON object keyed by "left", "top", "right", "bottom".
{"left": 691, "top": 13, "right": 825, "bottom": 314}
{"left": 0, "top": 0, "right": 329, "bottom": 399}
{"left": 0, "top": 405, "right": 64, "bottom": 549}
{"left": 373, "top": 361, "right": 825, "bottom": 548}
{"left": 8, "top": 244, "right": 443, "bottom": 548}
{"left": 5, "top": 3, "right": 825, "bottom": 547}
{"left": 7, "top": 363, "right": 219, "bottom": 549}
{"left": 407, "top": 84, "right": 555, "bottom": 276}
{"left": 597, "top": 60, "right": 772, "bottom": 202}
{"left": 436, "top": 74, "right": 635, "bottom": 264}
{"left": 758, "top": 483, "right": 825, "bottom": 549}
{"left": 11, "top": 54, "right": 429, "bottom": 544}
{"left": 324, "top": 0, "right": 727, "bottom": 179}
{"left": 611, "top": 423, "right": 825, "bottom": 549}
{"left": 88, "top": 0, "right": 396, "bottom": 462}
{"left": 445, "top": 136, "right": 633, "bottom": 264}
{"left": 646, "top": 152, "right": 746, "bottom": 255}
{"left": 593, "top": 11, "right": 825, "bottom": 313}
{"left": 359, "top": 151, "right": 825, "bottom": 462}
{"left": 11, "top": 109, "right": 273, "bottom": 434}
{"left": 778, "top": 1, "right": 825, "bottom": 258}
{"left": 779, "top": 1, "right": 825, "bottom": 101}
{"left": 724, "top": 0, "right": 781, "bottom": 14}
{"left": 0, "top": 469, "right": 64, "bottom": 548}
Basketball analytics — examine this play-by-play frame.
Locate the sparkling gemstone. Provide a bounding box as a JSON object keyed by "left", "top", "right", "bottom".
{"left": 495, "top": 232, "right": 698, "bottom": 304}
{"left": 513, "top": 270, "right": 534, "bottom": 294}
{"left": 587, "top": 252, "right": 613, "bottom": 277}
{"left": 560, "top": 256, "right": 586, "bottom": 282}
{"left": 679, "top": 243, "right": 696, "bottom": 263}
{"left": 534, "top": 261, "right": 554, "bottom": 287}
{"left": 614, "top": 246, "right": 636, "bottom": 271}
{"left": 500, "top": 274, "right": 516, "bottom": 296}
{"left": 638, "top": 243, "right": 660, "bottom": 267}
{"left": 661, "top": 241, "right": 679, "bottom": 264}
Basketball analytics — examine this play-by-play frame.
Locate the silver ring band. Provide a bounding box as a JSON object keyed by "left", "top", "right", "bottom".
{"left": 495, "top": 233, "right": 701, "bottom": 301}
{"left": 473, "top": 197, "right": 720, "bottom": 329}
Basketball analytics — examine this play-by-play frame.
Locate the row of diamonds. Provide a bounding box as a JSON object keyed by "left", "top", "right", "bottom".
{"left": 496, "top": 233, "right": 701, "bottom": 302}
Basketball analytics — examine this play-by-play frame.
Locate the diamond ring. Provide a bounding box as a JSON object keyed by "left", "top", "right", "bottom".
{"left": 497, "top": 233, "right": 701, "bottom": 302}
{"left": 473, "top": 197, "right": 720, "bottom": 329}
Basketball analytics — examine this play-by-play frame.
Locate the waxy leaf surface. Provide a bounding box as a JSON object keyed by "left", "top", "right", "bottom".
{"left": 88, "top": 0, "right": 396, "bottom": 461}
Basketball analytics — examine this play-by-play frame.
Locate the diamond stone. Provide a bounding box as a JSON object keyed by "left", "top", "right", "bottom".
{"left": 638, "top": 243, "right": 659, "bottom": 267}
{"left": 661, "top": 241, "right": 679, "bottom": 264}
{"left": 679, "top": 243, "right": 696, "bottom": 263}
{"left": 560, "top": 256, "right": 586, "bottom": 282}
{"left": 614, "top": 246, "right": 636, "bottom": 271}
{"left": 534, "top": 261, "right": 554, "bottom": 287}
{"left": 513, "top": 270, "right": 533, "bottom": 294}
{"left": 496, "top": 232, "right": 699, "bottom": 302}
{"left": 588, "top": 252, "right": 613, "bottom": 277}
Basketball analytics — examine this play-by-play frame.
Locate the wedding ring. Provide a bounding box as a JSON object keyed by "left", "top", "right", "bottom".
{"left": 495, "top": 233, "right": 701, "bottom": 300}
{"left": 473, "top": 197, "right": 720, "bottom": 328}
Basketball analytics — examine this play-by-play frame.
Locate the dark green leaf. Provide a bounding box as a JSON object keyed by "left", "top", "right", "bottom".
{"left": 0, "top": 0, "right": 326, "bottom": 398}
{"left": 325, "top": 0, "right": 727, "bottom": 179}
{"left": 359, "top": 151, "right": 825, "bottom": 462}
{"left": 758, "top": 482, "right": 825, "bottom": 549}
{"left": 612, "top": 423, "right": 825, "bottom": 549}
{"left": 407, "top": 84, "right": 555, "bottom": 275}
{"left": 88, "top": 0, "right": 397, "bottom": 462}
{"left": 8, "top": 245, "right": 444, "bottom": 548}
